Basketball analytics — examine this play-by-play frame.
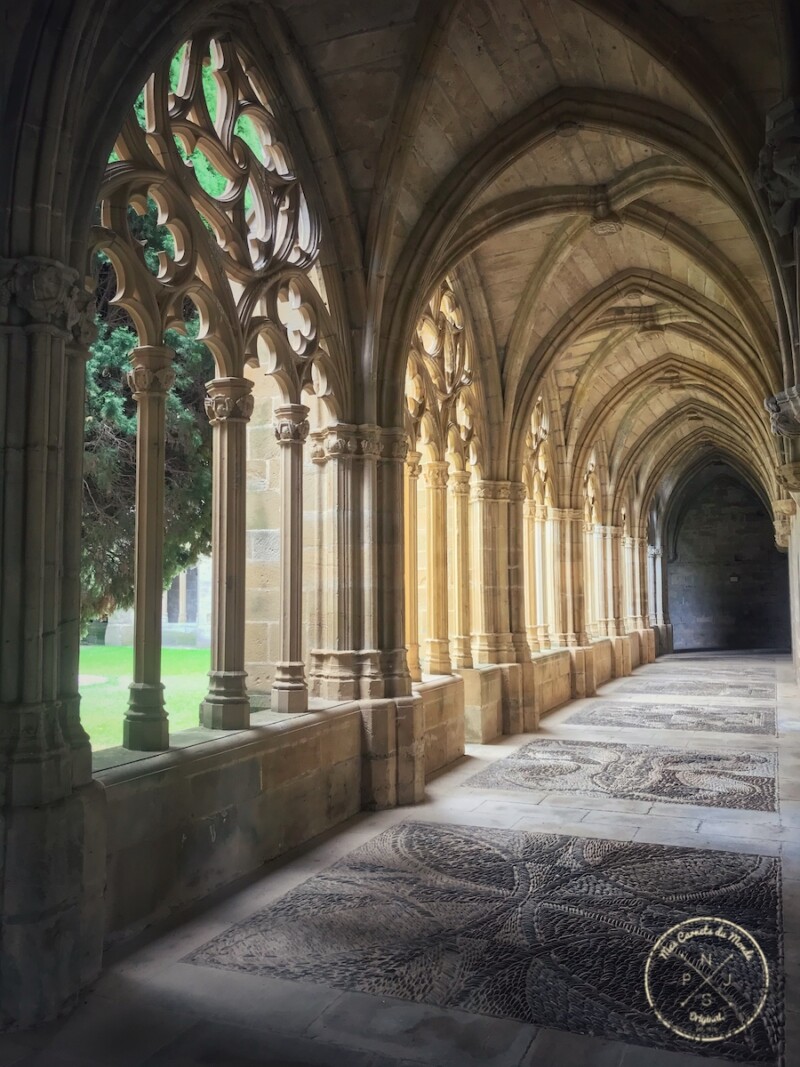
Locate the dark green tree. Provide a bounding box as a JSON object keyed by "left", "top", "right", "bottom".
{"left": 81, "top": 208, "right": 216, "bottom": 623}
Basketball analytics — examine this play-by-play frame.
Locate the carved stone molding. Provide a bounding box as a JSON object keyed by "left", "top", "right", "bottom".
{"left": 274, "top": 404, "right": 310, "bottom": 444}
{"left": 0, "top": 257, "right": 97, "bottom": 343}
{"left": 774, "top": 497, "right": 796, "bottom": 548}
{"left": 765, "top": 389, "right": 800, "bottom": 436}
{"left": 756, "top": 97, "right": 800, "bottom": 238}
{"left": 472, "top": 480, "right": 511, "bottom": 501}
{"left": 777, "top": 461, "right": 800, "bottom": 492}
{"left": 508, "top": 482, "right": 527, "bottom": 503}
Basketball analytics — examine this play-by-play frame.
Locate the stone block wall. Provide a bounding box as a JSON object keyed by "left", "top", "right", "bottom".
{"left": 668, "top": 475, "right": 790, "bottom": 650}
{"left": 528, "top": 650, "right": 572, "bottom": 729}
{"left": 415, "top": 676, "right": 466, "bottom": 778}
{"left": 592, "top": 638, "right": 613, "bottom": 686}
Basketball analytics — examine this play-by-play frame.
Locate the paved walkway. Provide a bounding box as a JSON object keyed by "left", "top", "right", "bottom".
{"left": 1, "top": 651, "right": 796, "bottom": 1066}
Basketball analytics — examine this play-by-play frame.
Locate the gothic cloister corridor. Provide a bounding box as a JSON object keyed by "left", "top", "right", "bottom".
{"left": 4, "top": 0, "right": 800, "bottom": 1062}
{"left": 0, "top": 651, "right": 793, "bottom": 1067}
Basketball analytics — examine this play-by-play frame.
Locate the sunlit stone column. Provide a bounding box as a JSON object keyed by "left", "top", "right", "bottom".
{"left": 448, "top": 470, "right": 473, "bottom": 668}
{"left": 603, "top": 528, "right": 620, "bottom": 636}
{"left": 422, "top": 460, "right": 452, "bottom": 675}
{"left": 355, "top": 425, "right": 383, "bottom": 696}
{"left": 471, "top": 481, "right": 514, "bottom": 663}
{"left": 583, "top": 520, "right": 596, "bottom": 638}
{"left": 545, "top": 508, "right": 560, "bottom": 644}
{"left": 271, "top": 403, "right": 309, "bottom": 713}
{"left": 633, "top": 536, "right": 647, "bottom": 628}
{"left": 403, "top": 450, "right": 423, "bottom": 682}
{"left": 125, "top": 346, "right": 175, "bottom": 750}
{"left": 508, "top": 483, "right": 531, "bottom": 664}
{"left": 523, "top": 498, "right": 540, "bottom": 652}
{"left": 535, "top": 505, "right": 551, "bottom": 649}
{"left": 622, "top": 534, "right": 635, "bottom": 632}
{"left": 555, "top": 508, "right": 590, "bottom": 646}
{"left": 200, "top": 377, "right": 253, "bottom": 728}
{"left": 594, "top": 526, "right": 609, "bottom": 636}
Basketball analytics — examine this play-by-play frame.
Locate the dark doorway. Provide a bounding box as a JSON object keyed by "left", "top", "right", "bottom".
{"left": 667, "top": 464, "right": 789, "bottom": 651}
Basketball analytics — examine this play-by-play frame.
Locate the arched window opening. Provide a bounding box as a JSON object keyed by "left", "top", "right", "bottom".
{"left": 86, "top": 31, "right": 330, "bottom": 751}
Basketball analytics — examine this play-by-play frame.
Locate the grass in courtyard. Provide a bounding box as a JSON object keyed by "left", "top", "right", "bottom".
{"left": 79, "top": 646, "right": 210, "bottom": 751}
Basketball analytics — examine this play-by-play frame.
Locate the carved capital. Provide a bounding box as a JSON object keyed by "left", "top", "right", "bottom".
{"left": 449, "top": 470, "right": 471, "bottom": 496}
{"left": 423, "top": 461, "right": 449, "bottom": 490}
{"left": 472, "top": 480, "right": 511, "bottom": 501}
{"left": 310, "top": 422, "right": 358, "bottom": 463}
{"left": 774, "top": 498, "right": 795, "bottom": 549}
{"left": 357, "top": 424, "right": 382, "bottom": 459}
{"left": 274, "top": 404, "right": 310, "bottom": 444}
{"left": 127, "top": 346, "right": 175, "bottom": 398}
{"left": 0, "top": 256, "right": 97, "bottom": 342}
{"left": 508, "top": 481, "right": 527, "bottom": 503}
{"left": 204, "top": 377, "right": 254, "bottom": 424}
{"left": 380, "top": 428, "right": 410, "bottom": 462}
{"left": 406, "top": 450, "right": 423, "bottom": 480}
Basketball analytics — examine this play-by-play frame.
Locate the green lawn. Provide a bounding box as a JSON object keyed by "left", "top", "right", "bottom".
{"left": 79, "top": 646, "right": 210, "bottom": 750}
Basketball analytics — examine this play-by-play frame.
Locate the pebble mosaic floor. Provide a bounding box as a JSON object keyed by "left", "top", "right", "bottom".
{"left": 564, "top": 700, "right": 777, "bottom": 735}
{"left": 187, "top": 820, "right": 783, "bottom": 1064}
{"left": 464, "top": 738, "right": 777, "bottom": 811}
{"left": 5, "top": 650, "right": 792, "bottom": 1067}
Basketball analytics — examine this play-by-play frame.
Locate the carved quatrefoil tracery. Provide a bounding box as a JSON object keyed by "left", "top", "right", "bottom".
{"left": 92, "top": 30, "right": 335, "bottom": 404}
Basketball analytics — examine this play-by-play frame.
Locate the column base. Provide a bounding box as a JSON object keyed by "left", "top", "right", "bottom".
{"left": 200, "top": 671, "right": 250, "bottom": 729}
{"left": 58, "top": 694, "right": 92, "bottom": 787}
{"left": 422, "top": 639, "right": 451, "bottom": 676}
{"left": 124, "top": 683, "right": 168, "bottom": 751}
{"left": 0, "top": 703, "right": 72, "bottom": 806}
{"left": 309, "top": 650, "right": 358, "bottom": 701}
{"left": 272, "top": 662, "right": 308, "bottom": 713}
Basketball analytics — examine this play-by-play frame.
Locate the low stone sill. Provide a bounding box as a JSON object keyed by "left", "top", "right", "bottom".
{"left": 92, "top": 699, "right": 358, "bottom": 783}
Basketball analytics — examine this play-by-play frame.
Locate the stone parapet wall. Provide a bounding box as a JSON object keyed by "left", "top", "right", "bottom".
{"left": 100, "top": 707, "right": 362, "bottom": 943}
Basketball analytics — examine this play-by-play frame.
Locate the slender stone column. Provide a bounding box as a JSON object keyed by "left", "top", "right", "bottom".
{"left": 271, "top": 403, "right": 309, "bottom": 713}
{"left": 125, "top": 346, "right": 175, "bottom": 750}
{"left": 594, "top": 526, "right": 609, "bottom": 636}
{"left": 583, "top": 521, "right": 596, "bottom": 638}
{"left": 622, "top": 535, "right": 635, "bottom": 631}
{"left": 377, "top": 429, "right": 412, "bottom": 697}
{"left": 422, "top": 461, "right": 452, "bottom": 675}
{"left": 654, "top": 547, "right": 665, "bottom": 625}
{"left": 633, "top": 536, "right": 648, "bottom": 628}
{"left": 545, "top": 509, "right": 560, "bottom": 644}
{"left": 60, "top": 331, "right": 95, "bottom": 785}
{"left": 523, "top": 499, "right": 540, "bottom": 652}
{"left": 610, "top": 524, "right": 631, "bottom": 631}
{"left": 647, "top": 545, "right": 658, "bottom": 626}
{"left": 200, "top": 377, "right": 253, "bottom": 728}
{"left": 555, "top": 509, "right": 590, "bottom": 646}
{"left": 508, "top": 483, "right": 531, "bottom": 663}
{"left": 535, "top": 505, "right": 551, "bottom": 649}
{"left": 403, "top": 451, "right": 423, "bottom": 682}
{"left": 470, "top": 481, "right": 514, "bottom": 663}
{"left": 355, "top": 426, "right": 383, "bottom": 696}
{"left": 448, "top": 470, "right": 473, "bottom": 668}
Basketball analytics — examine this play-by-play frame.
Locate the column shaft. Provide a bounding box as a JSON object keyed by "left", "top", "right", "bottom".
{"left": 470, "top": 482, "right": 514, "bottom": 663}
{"left": 200, "top": 377, "right": 253, "bottom": 728}
{"left": 448, "top": 470, "right": 472, "bottom": 668}
{"left": 535, "top": 506, "right": 551, "bottom": 649}
{"left": 376, "top": 430, "right": 412, "bottom": 697}
{"left": 508, "top": 483, "right": 531, "bottom": 663}
{"left": 523, "top": 499, "right": 540, "bottom": 652}
{"left": 404, "top": 452, "right": 422, "bottom": 682}
{"left": 271, "top": 403, "right": 309, "bottom": 713}
{"left": 125, "top": 346, "right": 174, "bottom": 750}
{"left": 422, "top": 460, "right": 451, "bottom": 675}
